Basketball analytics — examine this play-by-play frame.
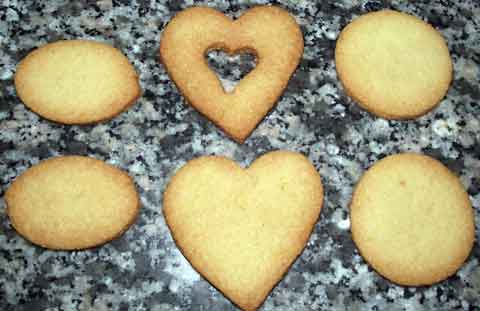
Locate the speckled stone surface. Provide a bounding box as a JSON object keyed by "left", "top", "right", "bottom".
{"left": 1, "top": 0, "right": 479, "bottom": 310}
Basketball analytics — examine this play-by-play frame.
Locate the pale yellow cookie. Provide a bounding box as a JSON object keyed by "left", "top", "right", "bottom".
{"left": 163, "top": 151, "right": 323, "bottom": 310}
{"left": 350, "top": 153, "right": 474, "bottom": 286}
{"left": 5, "top": 156, "right": 140, "bottom": 250}
{"left": 335, "top": 10, "right": 453, "bottom": 119}
{"left": 160, "top": 6, "right": 304, "bottom": 143}
{"left": 15, "top": 40, "right": 141, "bottom": 124}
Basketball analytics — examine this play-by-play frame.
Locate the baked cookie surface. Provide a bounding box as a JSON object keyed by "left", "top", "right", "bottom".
{"left": 163, "top": 151, "right": 323, "bottom": 310}
{"left": 335, "top": 10, "right": 452, "bottom": 119}
{"left": 15, "top": 40, "right": 141, "bottom": 124}
{"left": 160, "top": 6, "right": 304, "bottom": 143}
{"left": 5, "top": 156, "right": 140, "bottom": 250}
{"left": 350, "top": 153, "right": 474, "bottom": 286}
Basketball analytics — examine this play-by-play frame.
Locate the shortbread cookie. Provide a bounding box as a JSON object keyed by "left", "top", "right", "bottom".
{"left": 15, "top": 40, "right": 141, "bottom": 124}
{"left": 5, "top": 156, "right": 140, "bottom": 250}
{"left": 160, "top": 6, "right": 304, "bottom": 143}
{"left": 335, "top": 10, "right": 453, "bottom": 119}
{"left": 163, "top": 151, "right": 323, "bottom": 310}
{"left": 350, "top": 153, "right": 474, "bottom": 286}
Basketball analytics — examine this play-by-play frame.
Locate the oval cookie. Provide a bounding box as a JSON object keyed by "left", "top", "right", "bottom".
{"left": 164, "top": 151, "right": 323, "bottom": 310}
{"left": 5, "top": 156, "right": 140, "bottom": 250}
{"left": 335, "top": 10, "right": 452, "bottom": 119}
{"left": 15, "top": 40, "right": 141, "bottom": 124}
{"left": 350, "top": 153, "right": 474, "bottom": 286}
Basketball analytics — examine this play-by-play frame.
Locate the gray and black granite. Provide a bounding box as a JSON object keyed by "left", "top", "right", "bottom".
{"left": 1, "top": 0, "right": 479, "bottom": 310}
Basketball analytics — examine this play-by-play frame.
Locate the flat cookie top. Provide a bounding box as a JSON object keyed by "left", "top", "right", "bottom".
{"left": 335, "top": 10, "right": 452, "bottom": 119}
{"left": 15, "top": 40, "right": 141, "bottom": 124}
{"left": 350, "top": 153, "right": 474, "bottom": 286}
{"left": 5, "top": 156, "right": 140, "bottom": 250}
{"left": 160, "top": 6, "right": 304, "bottom": 143}
{"left": 163, "top": 151, "right": 323, "bottom": 310}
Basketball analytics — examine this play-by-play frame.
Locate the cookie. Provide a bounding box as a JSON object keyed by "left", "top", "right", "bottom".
{"left": 350, "top": 153, "right": 474, "bottom": 286}
{"left": 15, "top": 40, "right": 141, "bottom": 124}
{"left": 159, "top": 6, "right": 304, "bottom": 143}
{"left": 163, "top": 151, "right": 323, "bottom": 310}
{"left": 335, "top": 10, "right": 453, "bottom": 119}
{"left": 4, "top": 156, "right": 140, "bottom": 250}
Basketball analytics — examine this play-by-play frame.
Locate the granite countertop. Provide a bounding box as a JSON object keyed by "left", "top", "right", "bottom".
{"left": 1, "top": 0, "right": 479, "bottom": 310}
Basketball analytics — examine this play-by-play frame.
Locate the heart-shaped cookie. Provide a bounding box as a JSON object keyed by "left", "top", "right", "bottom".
{"left": 163, "top": 151, "right": 323, "bottom": 310}
{"left": 159, "top": 6, "right": 304, "bottom": 143}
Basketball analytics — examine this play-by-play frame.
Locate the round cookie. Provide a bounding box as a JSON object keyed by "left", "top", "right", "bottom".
{"left": 5, "top": 156, "right": 140, "bottom": 250}
{"left": 350, "top": 153, "right": 474, "bottom": 286}
{"left": 335, "top": 10, "right": 453, "bottom": 119}
{"left": 15, "top": 40, "right": 141, "bottom": 124}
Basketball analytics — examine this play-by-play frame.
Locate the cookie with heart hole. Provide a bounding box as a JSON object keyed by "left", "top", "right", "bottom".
{"left": 163, "top": 151, "right": 323, "bottom": 310}
{"left": 159, "top": 6, "right": 304, "bottom": 143}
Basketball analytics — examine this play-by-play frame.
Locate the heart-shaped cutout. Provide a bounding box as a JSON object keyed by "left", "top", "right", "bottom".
{"left": 160, "top": 6, "right": 304, "bottom": 143}
{"left": 163, "top": 151, "right": 324, "bottom": 310}
{"left": 206, "top": 50, "right": 257, "bottom": 93}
